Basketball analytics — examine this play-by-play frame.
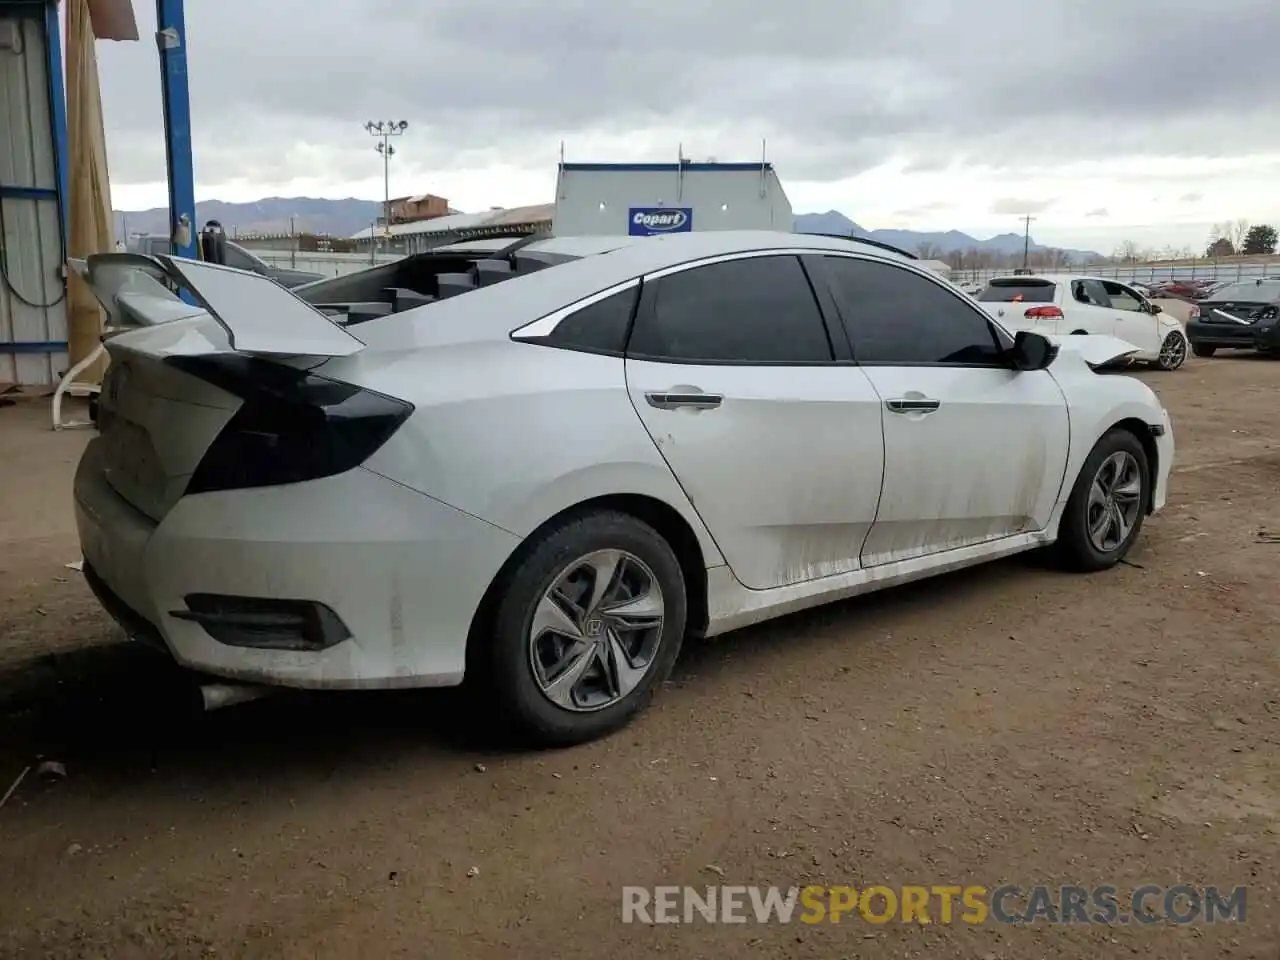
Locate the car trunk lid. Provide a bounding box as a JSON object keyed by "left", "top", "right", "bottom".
{"left": 75, "top": 253, "right": 365, "bottom": 521}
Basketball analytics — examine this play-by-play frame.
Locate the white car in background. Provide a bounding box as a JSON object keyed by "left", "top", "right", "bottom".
{"left": 976, "top": 275, "right": 1190, "bottom": 370}
{"left": 72, "top": 232, "right": 1174, "bottom": 746}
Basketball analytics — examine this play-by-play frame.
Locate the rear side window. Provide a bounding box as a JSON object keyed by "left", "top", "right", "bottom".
{"left": 543, "top": 286, "right": 639, "bottom": 355}
{"left": 628, "top": 255, "right": 833, "bottom": 363}
{"left": 978, "top": 280, "right": 1057, "bottom": 303}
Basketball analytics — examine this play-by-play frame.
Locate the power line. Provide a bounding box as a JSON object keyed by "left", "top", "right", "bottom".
{"left": 1019, "top": 215, "right": 1037, "bottom": 270}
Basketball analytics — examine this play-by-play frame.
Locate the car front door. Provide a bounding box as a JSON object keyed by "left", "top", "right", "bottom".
{"left": 814, "top": 255, "right": 1071, "bottom": 567}
{"left": 1102, "top": 280, "right": 1162, "bottom": 354}
{"left": 623, "top": 253, "right": 886, "bottom": 590}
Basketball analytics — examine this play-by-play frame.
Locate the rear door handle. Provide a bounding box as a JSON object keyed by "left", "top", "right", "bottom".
{"left": 885, "top": 397, "right": 941, "bottom": 414}
{"left": 645, "top": 390, "right": 724, "bottom": 411}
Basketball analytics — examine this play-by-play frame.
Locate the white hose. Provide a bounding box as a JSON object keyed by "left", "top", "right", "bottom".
{"left": 51, "top": 341, "right": 105, "bottom": 430}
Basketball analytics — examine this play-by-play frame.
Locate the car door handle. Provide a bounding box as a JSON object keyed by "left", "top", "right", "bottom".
{"left": 885, "top": 397, "right": 941, "bottom": 414}
{"left": 645, "top": 390, "right": 724, "bottom": 411}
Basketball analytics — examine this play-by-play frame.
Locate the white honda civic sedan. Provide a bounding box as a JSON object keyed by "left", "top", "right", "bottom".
{"left": 73, "top": 231, "right": 1174, "bottom": 745}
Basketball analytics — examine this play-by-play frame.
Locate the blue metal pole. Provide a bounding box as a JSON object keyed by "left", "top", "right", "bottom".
{"left": 155, "top": 0, "right": 196, "bottom": 260}
{"left": 44, "top": 0, "right": 69, "bottom": 254}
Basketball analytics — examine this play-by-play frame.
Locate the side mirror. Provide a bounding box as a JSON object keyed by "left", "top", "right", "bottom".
{"left": 1148, "top": 302, "right": 1162, "bottom": 315}
{"left": 1011, "top": 330, "right": 1057, "bottom": 371}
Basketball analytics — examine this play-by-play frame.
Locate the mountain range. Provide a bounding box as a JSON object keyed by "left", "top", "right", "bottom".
{"left": 113, "top": 197, "right": 385, "bottom": 240}
{"left": 112, "top": 198, "right": 1104, "bottom": 261}
{"left": 791, "top": 211, "right": 1103, "bottom": 261}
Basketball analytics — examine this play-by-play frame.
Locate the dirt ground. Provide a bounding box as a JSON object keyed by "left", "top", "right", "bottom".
{"left": 0, "top": 357, "right": 1277, "bottom": 960}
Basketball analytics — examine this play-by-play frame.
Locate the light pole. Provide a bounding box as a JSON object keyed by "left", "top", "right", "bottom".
{"left": 364, "top": 120, "right": 408, "bottom": 253}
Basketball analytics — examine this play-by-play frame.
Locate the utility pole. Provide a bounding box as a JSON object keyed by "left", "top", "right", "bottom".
{"left": 364, "top": 120, "right": 408, "bottom": 254}
{"left": 1020, "top": 215, "right": 1036, "bottom": 270}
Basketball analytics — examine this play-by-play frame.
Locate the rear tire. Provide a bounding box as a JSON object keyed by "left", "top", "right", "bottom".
{"left": 1054, "top": 429, "right": 1150, "bottom": 573}
{"left": 480, "top": 510, "right": 687, "bottom": 747}
{"left": 1191, "top": 343, "right": 1216, "bottom": 358}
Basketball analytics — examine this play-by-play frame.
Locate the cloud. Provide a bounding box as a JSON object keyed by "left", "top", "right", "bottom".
{"left": 94, "top": 0, "right": 1280, "bottom": 195}
{"left": 990, "top": 198, "right": 1055, "bottom": 215}
{"left": 1086, "top": 208, "right": 1109, "bottom": 217}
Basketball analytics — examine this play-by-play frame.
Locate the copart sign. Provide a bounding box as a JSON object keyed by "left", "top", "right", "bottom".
{"left": 628, "top": 207, "right": 693, "bottom": 236}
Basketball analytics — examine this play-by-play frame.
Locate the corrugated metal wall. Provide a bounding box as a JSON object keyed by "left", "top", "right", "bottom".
{"left": 0, "top": 5, "right": 67, "bottom": 386}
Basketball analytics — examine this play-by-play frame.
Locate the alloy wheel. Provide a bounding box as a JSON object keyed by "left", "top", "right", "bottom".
{"left": 1086, "top": 451, "right": 1143, "bottom": 553}
{"left": 528, "top": 549, "right": 665, "bottom": 712}
{"left": 1158, "top": 332, "right": 1187, "bottom": 370}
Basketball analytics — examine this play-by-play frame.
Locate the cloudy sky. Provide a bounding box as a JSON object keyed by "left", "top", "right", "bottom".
{"left": 97, "top": 0, "right": 1280, "bottom": 253}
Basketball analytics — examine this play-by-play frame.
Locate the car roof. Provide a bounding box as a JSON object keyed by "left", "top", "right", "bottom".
{"left": 347, "top": 231, "right": 924, "bottom": 350}
{"left": 433, "top": 230, "right": 917, "bottom": 265}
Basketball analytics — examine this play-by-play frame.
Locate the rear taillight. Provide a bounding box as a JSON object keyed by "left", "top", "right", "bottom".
{"left": 1023, "top": 306, "right": 1064, "bottom": 319}
{"left": 167, "top": 354, "right": 413, "bottom": 494}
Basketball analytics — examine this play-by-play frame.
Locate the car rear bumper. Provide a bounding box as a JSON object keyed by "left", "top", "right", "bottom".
{"left": 74, "top": 440, "right": 521, "bottom": 689}
{"left": 1186, "top": 320, "right": 1279, "bottom": 350}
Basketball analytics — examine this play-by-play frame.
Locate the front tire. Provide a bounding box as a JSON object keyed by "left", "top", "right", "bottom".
{"left": 482, "top": 510, "right": 687, "bottom": 746}
{"left": 1191, "top": 343, "right": 1216, "bottom": 358}
{"left": 1154, "top": 331, "right": 1187, "bottom": 370}
{"left": 1054, "top": 429, "right": 1150, "bottom": 572}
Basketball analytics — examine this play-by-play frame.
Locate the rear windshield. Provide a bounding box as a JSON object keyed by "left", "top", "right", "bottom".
{"left": 1207, "top": 280, "right": 1280, "bottom": 302}
{"left": 977, "top": 279, "right": 1057, "bottom": 303}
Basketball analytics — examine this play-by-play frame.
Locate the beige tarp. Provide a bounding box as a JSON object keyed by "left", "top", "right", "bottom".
{"left": 64, "top": 0, "right": 115, "bottom": 383}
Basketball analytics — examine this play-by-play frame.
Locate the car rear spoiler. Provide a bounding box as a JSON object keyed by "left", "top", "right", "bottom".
{"left": 71, "top": 253, "right": 365, "bottom": 358}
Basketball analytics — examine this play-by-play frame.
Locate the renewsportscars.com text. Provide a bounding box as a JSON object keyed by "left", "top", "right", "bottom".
{"left": 621, "top": 884, "right": 1247, "bottom": 926}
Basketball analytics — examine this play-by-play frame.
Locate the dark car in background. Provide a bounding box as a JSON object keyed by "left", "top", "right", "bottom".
{"left": 1186, "top": 279, "right": 1280, "bottom": 357}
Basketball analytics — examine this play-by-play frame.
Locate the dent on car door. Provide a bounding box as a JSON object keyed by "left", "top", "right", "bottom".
{"left": 623, "top": 253, "right": 886, "bottom": 590}
{"left": 815, "top": 255, "right": 1071, "bottom": 566}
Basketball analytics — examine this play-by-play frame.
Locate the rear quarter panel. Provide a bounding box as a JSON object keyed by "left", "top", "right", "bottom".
{"left": 343, "top": 338, "right": 726, "bottom": 567}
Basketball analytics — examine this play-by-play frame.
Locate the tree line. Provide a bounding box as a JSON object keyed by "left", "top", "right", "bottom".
{"left": 910, "top": 221, "right": 1279, "bottom": 271}
{"left": 915, "top": 242, "right": 1079, "bottom": 272}
{"left": 1113, "top": 221, "right": 1278, "bottom": 263}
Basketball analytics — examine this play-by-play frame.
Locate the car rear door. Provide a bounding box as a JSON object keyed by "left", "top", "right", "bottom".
{"left": 623, "top": 252, "right": 886, "bottom": 590}
{"left": 1066, "top": 279, "right": 1117, "bottom": 335}
{"left": 813, "top": 255, "right": 1070, "bottom": 567}
{"left": 1101, "top": 280, "right": 1162, "bottom": 354}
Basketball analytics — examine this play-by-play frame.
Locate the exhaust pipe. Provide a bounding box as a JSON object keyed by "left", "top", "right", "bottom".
{"left": 199, "top": 682, "right": 274, "bottom": 712}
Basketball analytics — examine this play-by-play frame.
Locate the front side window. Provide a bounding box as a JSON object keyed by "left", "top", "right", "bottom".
{"left": 821, "top": 256, "right": 1005, "bottom": 365}
{"left": 628, "top": 255, "right": 833, "bottom": 363}
{"left": 1102, "top": 281, "right": 1144, "bottom": 312}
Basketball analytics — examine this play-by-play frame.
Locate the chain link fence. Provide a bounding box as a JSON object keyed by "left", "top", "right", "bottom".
{"left": 953, "top": 257, "right": 1280, "bottom": 286}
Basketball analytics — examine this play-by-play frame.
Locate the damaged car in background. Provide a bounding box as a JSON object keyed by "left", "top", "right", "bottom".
{"left": 71, "top": 231, "right": 1174, "bottom": 746}
{"left": 1186, "top": 278, "right": 1280, "bottom": 357}
{"left": 976, "top": 274, "right": 1190, "bottom": 370}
